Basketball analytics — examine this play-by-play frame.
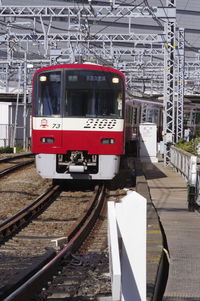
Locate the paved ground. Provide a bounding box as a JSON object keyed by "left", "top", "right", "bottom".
{"left": 143, "top": 160, "right": 200, "bottom": 300}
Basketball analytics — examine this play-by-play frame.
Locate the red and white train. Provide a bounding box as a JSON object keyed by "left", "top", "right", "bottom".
{"left": 31, "top": 63, "right": 126, "bottom": 180}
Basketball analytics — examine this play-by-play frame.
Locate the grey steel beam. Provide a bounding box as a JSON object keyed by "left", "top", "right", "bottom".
{"left": 163, "top": 0, "right": 176, "bottom": 166}
{"left": 0, "top": 32, "right": 165, "bottom": 43}
{"left": 176, "top": 28, "right": 185, "bottom": 142}
{"left": 0, "top": 5, "right": 169, "bottom": 18}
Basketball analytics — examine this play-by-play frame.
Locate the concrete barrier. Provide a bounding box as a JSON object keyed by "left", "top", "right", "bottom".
{"left": 107, "top": 190, "right": 146, "bottom": 301}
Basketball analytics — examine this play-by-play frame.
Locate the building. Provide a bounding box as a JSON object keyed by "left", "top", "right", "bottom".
{"left": 0, "top": 93, "right": 31, "bottom": 149}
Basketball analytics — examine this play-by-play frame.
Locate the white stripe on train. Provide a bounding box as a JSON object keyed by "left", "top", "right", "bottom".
{"left": 32, "top": 117, "right": 124, "bottom": 132}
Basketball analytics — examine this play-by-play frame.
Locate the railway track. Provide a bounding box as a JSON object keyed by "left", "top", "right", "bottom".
{"left": 0, "top": 153, "right": 34, "bottom": 178}
{"left": 0, "top": 185, "right": 61, "bottom": 241}
{"left": 40, "top": 189, "right": 127, "bottom": 301}
{"left": 0, "top": 155, "right": 136, "bottom": 301}
{"left": 0, "top": 183, "right": 106, "bottom": 301}
{"left": 0, "top": 160, "right": 52, "bottom": 223}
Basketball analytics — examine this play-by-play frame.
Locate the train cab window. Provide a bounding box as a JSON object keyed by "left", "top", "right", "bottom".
{"left": 36, "top": 72, "right": 61, "bottom": 116}
{"left": 65, "top": 89, "right": 89, "bottom": 116}
{"left": 64, "top": 70, "right": 124, "bottom": 118}
{"left": 94, "top": 90, "right": 123, "bottom": 118}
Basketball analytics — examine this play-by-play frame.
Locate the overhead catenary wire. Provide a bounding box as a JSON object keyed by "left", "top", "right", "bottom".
{"left": 0, "top": 1, "right": 199, "bottom": 84}
{"left": 147, "top": 0, "right": 200, "bottom": 55}
{"left": 56, "top": 0, "right": 146, "bottom": 65}
{"left": 0, "top": 0, "right": 198, "bottom": 61}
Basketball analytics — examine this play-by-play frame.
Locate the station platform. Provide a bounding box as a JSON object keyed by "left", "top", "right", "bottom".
{"left": 140, "top": 159, "right": 200, "bottom": 300}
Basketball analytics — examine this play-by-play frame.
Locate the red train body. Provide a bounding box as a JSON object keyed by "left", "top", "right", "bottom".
{"left": 31, "top": 63, "right": 126, "bottom": 180}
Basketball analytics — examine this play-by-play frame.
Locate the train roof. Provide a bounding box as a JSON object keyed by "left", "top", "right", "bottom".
{"left": 33, "top": 63, "right": 125, "bottom": 79}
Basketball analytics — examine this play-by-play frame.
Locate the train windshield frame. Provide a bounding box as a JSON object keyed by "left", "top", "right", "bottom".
{"left": 34, "top": 68, "right": 125, "bottom": 119}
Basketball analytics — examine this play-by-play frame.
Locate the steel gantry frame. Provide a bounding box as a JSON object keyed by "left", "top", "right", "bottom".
{"left": 163, "top": 0, "right": 176, "bottom": 165}
{"left": 176, "top": 28, "right": 185, "bottom": 143}
{"left": 0, "top": 1, "right": 188, "bottom": 157}
{"left": 0, "top": 3, "right": 164, "bottom": 150}
{"left": 0, "top": 5, "right": 174, "bottom": 18}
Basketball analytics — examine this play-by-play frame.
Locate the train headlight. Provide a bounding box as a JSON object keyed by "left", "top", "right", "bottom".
{"left": 40, "top": 75, "right": 47, "bottom": 82}
{"left": 101, "top": 138, "right": 115, "bottom": 144}
{"left": 112, "top": 77, "right": 119, "bottom": 84}
{"left": 40, "top": 137, "right": 54, "bottom": 143}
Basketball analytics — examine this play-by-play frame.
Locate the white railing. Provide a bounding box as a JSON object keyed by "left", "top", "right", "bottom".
{"left": 170, "top": 146, "right": 197, "bottom": 186}
{"left": 170, "top": 146, "right": 200, "bottom": 202}
{"left": 197, "top": 166, "right": 200, "bottom": 201}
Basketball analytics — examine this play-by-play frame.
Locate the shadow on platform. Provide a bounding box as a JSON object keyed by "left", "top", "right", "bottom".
{"left": 142, "top": 162, "right": 167, "bottom": 180}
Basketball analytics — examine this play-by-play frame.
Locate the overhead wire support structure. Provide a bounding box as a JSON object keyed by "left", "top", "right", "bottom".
{"left": 0, "top": 5, "right": 173, "bottom": 18}
{"left": 0, "top": 4, "right": 174, "bottom": 66}
{"left": 0, "top": 3, "right": 168, "bottom": 85}
{"left": 162, "top": 0, "right": 176, "bottom": 166}
{"left": 176, "top": 28, "right": 185, "bottom": 143}
{"left": 0, "top": 2, "right": 181, "bottom": 155}
{"left": 0, "top": 3, "right": 172, "bottom": 75}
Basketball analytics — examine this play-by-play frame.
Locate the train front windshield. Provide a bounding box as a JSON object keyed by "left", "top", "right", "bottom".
{"left": 35, "top": 69, "right": 124, "bottom": 118}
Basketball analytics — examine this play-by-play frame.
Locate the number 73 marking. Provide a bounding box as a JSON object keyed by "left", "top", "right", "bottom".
{"left": 52, "top": 123, "right": 61, "bottom": 129}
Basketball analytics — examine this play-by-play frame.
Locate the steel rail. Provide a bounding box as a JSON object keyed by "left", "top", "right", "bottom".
{"left": 0, "top": 154, "right": 34, "bottom": 178}
{"left": 0, "top": 159, "right": 34, "bottom": 178}
{"left": 0, "top": 153, "right": 33, "bottom": 163}
{"left": 3, "top": 184, "right": 105, "bottom": 301}
{"left": 0, "top": 185, "right": 61, "bottom": 241}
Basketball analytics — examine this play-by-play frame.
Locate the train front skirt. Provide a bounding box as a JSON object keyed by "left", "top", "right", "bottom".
{"left": 35, "top": 153, "right": 120, "bottom": 180}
